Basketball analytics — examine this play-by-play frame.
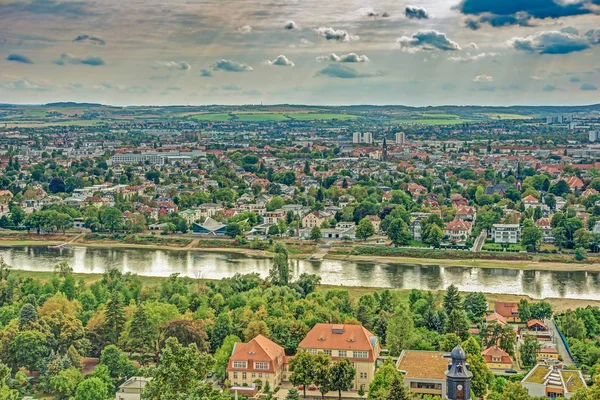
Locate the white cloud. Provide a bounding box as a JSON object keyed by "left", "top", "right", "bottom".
{"left": 237, "top": 25, "right": 252, "bottom": 34}
{"left": 153, "top": 61, "right": 191, "bottom": 71}
{"left": 397, "top": 30, "right": 460, "bottom": 52}
{"left": 316, "top": 53, "right": 369, "bottom": 63}
{"left": 447, "top": 52, "right": 500, "bottom": 62}
{"left": 265, "top": 55, "right": 295, "bottom": 67}
{"left": 315, "top": 27, "right": 359, "bottom": 42}
{"left": 473, "top": 74, "right": 493, "bottom": 82}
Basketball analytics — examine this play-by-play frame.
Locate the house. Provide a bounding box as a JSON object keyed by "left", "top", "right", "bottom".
{"left": 198, "top": 203, "right": 223, "bottom": 219}
{"left": 485, "top": 184, "right": 513, "bottom": 196}
{"left": 115, "top": 377, "right": 151, "bottom": 400}
{"left": 444, "top": 219, "right": 472, "bottom": 243}
{"left": 301, "top": 211, "right": 331, "bottom": 229}
{"left": 561, "top": 176, "right": 585, "bottom": 192}
{"left": 192, "top": 217, "right": 227, "bottom": 236}
{"left": 264, "top": 210, "right": 286, "bottom": 225}
{"left": 298, "top": 324, "right": 380, "bottom": 389}
{"left": 494, "top": 302, "right": 519, "bottom": 323}
{"left": 521, "top": 364, "right": 586, "bottom": 398}
{"left": 537, "top": 346, "right": 559, "bottom": 361}
{"left": 455, "top": 206, "right": 476, "bottom": 222}
{"left": 409, "top": 212, "right": 430, "bottom": 241}
{"left": 396, "top": 350, "right": 449, "bottom": 397}
{"left": 227, "top": 335, "right": 286, "bottom": 390}
{"left": 365, "top": 215, "right": 381, "bottom": 232}
{"left": 485, "top": 312, "right": 507, "bottom": 326}
{"left": 522, "top": 195, "right": 541, "bottom": 210}
{"left": 179, "top": 209, "right": 202, "bottom": 225}
{"left": 536, "top": 218, "right": 553, "bottom": 243}
{"left": 492, "top": 224, "right": 521, "bottom": 244}
{"left": 482, "top": 346, "right": 513, "bottom": 370}
{"left": 528, "top": 319, "right": 547, "bottom": 332}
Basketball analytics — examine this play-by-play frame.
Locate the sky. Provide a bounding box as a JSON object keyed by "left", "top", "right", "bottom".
{"left": 0, "top": 0, "right": 599, "bottom": 106}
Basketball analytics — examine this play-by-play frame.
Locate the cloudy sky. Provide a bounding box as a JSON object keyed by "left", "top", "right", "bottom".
{"left": 1, "top": 0, "right": 599, "bottom": 106}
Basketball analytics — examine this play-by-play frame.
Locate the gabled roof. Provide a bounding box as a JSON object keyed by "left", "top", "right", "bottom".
{"left": 494, "top": 302, "right": 519, "bottom": 318}
{"left": 228, "top": 335, "right": 285, "bottom": 373}
{"left": 522, "top": 195, "right": 539, "bottom": 202}
{"left": 482, "top": 346, "right": 513, "bottom": 364}
{"left": 485, "top": 312, "right": 507, "bottom": 325}
{"left": 445, "top": 219, "right": 472, "bottom": 231}
{"left": 299, "top": 324, "right": 378, "bottom": 361}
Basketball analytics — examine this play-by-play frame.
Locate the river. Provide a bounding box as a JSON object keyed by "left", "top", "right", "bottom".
{"left": 1, "top": 245, "right": 600, "bottom": 300}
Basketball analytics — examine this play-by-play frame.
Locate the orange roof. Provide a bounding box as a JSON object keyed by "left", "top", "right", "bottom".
{"left": 227, "top": 335, "right": 285, "bottom": 373}
{"left": 482, "top": 346, "right": 513, "bottom": 365}
{"left": 494, "top": 302, "right": 519, "bottom": 318}
{"left": 299, "top": 324, "right": 379, "bottom": 362}
{"left": 486, "top": 312, "right": 507, "bottom": 325}
{"left": 561, "top": 176, "right": 584, "bottom": 189}
{"left": 522, "top": 195, "right": 539, "bottom": 202}
{"left": 445, "top": 219, "right": 472, "bottom": 231}
{"left": 528, "top": 319, "right": 547, "bottom": 329}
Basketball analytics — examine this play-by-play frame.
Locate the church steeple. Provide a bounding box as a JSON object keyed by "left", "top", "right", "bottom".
{"left": 446, "top": 345, "right": 472, "bottom": 400}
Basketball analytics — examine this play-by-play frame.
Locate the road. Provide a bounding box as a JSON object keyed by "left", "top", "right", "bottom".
{"left": 546, "top": 318, "right": 576, "bottom": 366}
{"left": 472, "top": 230, "right": 487, "bottom": 252}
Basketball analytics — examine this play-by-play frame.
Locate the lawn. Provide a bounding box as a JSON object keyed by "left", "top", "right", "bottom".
{"left": 189, "top": 113, "right": 232, "bottom": 121}
{"left": 391, "top": 118, "right": 471, "bottom": 126}
{"left": 480, "top": 113, "right": 533, "bottom": 120}
{"left": 233, "top": 113, "right": 290, "bottom": 122}
{"left": 287, "top": 113, "right": 361, "bottom": 121}
{"left": 418, "top": 113, "right": 462, "bottom": 119}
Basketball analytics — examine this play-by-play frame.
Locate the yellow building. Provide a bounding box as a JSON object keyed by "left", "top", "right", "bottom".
{"left": 297, "top": 324, "right": 380, "bottom": 389}
{"left": 482, "top": 346, "right": 513, "bottom": 370}
{"left": 227, "top": 335, "right": 286, "bottom": 390}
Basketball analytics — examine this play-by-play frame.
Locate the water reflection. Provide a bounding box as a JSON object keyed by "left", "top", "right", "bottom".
{"left": 1, "top": 245, "right": 600, "bottom": 300}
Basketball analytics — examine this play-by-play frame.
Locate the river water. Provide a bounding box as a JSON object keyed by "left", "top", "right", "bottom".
{"left": 1, "top": 245, "right": 599, "bottom": 300}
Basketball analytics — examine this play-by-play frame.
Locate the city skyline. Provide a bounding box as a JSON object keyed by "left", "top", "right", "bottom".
{"left": 1, "top": 0, "right": 600, "bottom": 106}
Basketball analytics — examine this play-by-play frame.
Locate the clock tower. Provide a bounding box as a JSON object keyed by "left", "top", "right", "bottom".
{"left": 446, "top": 345, "right": 472, "bottom": 400}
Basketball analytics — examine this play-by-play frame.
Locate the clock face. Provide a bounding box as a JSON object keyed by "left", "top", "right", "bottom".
{"left": 457, "top": 384, "right": 463, "bottom": 390}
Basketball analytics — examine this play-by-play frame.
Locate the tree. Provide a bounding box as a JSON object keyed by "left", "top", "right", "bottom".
{"left": 10, "top": 330, "right": 49, "bottom": 371}
{"left": 462, "top": 337, "right": 493, "bottom": 398}
{"left": 160, "top": 320, "right": 210, "bottom": 352}
{"left": 0, "top": 362, "right": 19, "bottom": 400}
{"left": 289, "top": 351, "right": 314, "bottom": 398}
{"left": 518, "top": 299, "right": 531, "bottom": 322}
{"left": 100, "top": 345, "right": 137, "bottom": 379}
{"left": 386, "top": 373, "right": 411, "bottom": 400}
{"left": 445, "top": 309, "right": 470, "bottom": 340}
{"left": 286, "top": 387, "right": 302, "bottom": 400}
{"left": 443, "top": 284, "right": 462, "bottom": 316}
{"left": 386, "top": 219, "right": 412, "bottom": 246}
{"left": 18, "top": 303, "right": 38, "bottom": 330}
{"left": 521, "top": 226, "right": 543, "bottom": 252}
{"left": 310, "top": 226, "right": 322, "bottom": 242}
{"left": 213, "top": 334, "right": 241, "bottom": 381}
{"left": 104, "top": 291, "right": 125, "bottom": 344}
{"left": 313, "top": 352, "right": 332, "bottom": 399}
{"left": 386, "top": 305, "right": 415, "bottom": 356}
{"left": 330, "top": 359, "right": 355, "bottom": 400}
{"left": 368, "top": 359, "right": 402, "bottom": 399}
{"left": 269, "top": 243, "right": 290, "bottom": 286}
{"left": 575, "top": 247, "right": 587, "bottom": 261}
{"left": 439, "top": 333, "right": 462, "bottom": 352}
{"left": 530, "top": 301, "right": 553, "bottom": 320}
{"left": 243, "top": 320, "right": 270, "bottom": 341}
{"left": 49, "top": 367, "right": 82, "bottom": 399}
{"left": 225, "top": 222, "right": 242, "bottom": 237}
{"left": 74, "top": 377, "right": 109, "bottom": 400}
{"left": 521, "top": 334, "right": 541, "bottom": 366}
{"left": 356, "top": 218, "right": 375, "bottom": 240}
{"left": 464, "top": 292, "right": 487, "bottom": 321}
{"left": 127, "top": 305, "right": 155, "bottom": 356}
{"left": 49, "top": 177, "right": 66, "bottom": 193}
{"left": 142, "top": 337, "right": 215, "bottom": 400}
{"left": 100, "top": 207, "right": 122, "bottom": 232}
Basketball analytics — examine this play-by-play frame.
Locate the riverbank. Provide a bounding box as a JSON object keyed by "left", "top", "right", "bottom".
{"left": 9, "top": 268, "right": 599, "bottom": 312}
{"left": 1, "top": 233, "right": 598, "bottom": 272}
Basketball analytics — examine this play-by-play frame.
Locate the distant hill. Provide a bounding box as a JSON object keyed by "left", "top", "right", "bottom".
{"left": 44, "top": 102, "right": 104, "bottom": 108}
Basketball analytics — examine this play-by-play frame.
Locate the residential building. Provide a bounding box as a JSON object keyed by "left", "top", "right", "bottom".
{"left": 482, "top": 346, "right": 513, "bottom": 370}
{"left": 227, "top": 335, "right": 286, "bottom": 390}
{"left": 298, "top": 324, "right": 380, "bottom": 389}
{"left": 264, "top": 210, "right": 286, "bottom": 225}
{"left": 365, "top": 215, "right": 381, "bottom": 232}
{"left": 522, "top": 195, "right": 541, "bottom": 210}
{"left": 522, "top": 364, "right": 586, "bottom": 399}
{"left": 302, "top": 211, "right": 331, "bottom": 229}
{"left": 396, "top": 131, "right": 406, "bottom": 145}
{"left": 444, "top": 219, "right": 472, "bottom": 243}
{"left": 494, "top": 302, "right": 520, "bottom": 323}
{"left": 492, "top": 224, "right": 521, "bottom": 244}
{"left": 115, "top": 377, "right": 151, "bottom": 400}
{"left": 409, "top": 212, "right": 430, "bottom": 241}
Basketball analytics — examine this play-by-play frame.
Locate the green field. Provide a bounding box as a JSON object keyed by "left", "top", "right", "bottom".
{"left": 287, "top": 113, "right": 361, "bottom": 121}
{"left": 2, "top": 119, "right": 107, "bottom": 128}
{"left": 480, "top": 113, "right": 533, "bottom": 120}
{"left": 234, "top": 113, "right": 290, "bottom": 122}
{"left": 419, "top": 113, "right": 461, "bottom": 119}
{"left": 391, "top": 118, "right": 471, "bottom": 126}
{"left": 189, "top": 113, "right": 232, "bottom": 121}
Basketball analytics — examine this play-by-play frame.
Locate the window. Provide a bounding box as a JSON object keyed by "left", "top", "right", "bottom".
{"left": 233, "top": 372, "right": 238, "bottom": 379}
{"left": 353, "top": 351, "right": 368, "bottom": 359}
{"left": 254, "top": 362, "right": 269, "bottom": 370}
{"left": 233, "top": 361, "right": 247, "bottom": 369}
{"left": 308, "top": 349, "right": 317, "bottom": 355}
{"left": 251, "top": 373, "right": 255, "bottom": 378}
{"left": 324, "top": 350, "right": 332, "bottom": 356}
{"left": 360, "top": 372, "right": 368, "bottom": 379}
{"left": 338, "top": 351, "right": 347, "bottom": 357}
{"left": 242, "top": 372, "right": 247, "bottom": 380}
{"left": 258, "top": 373, "right": 263, "bottom": 378}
